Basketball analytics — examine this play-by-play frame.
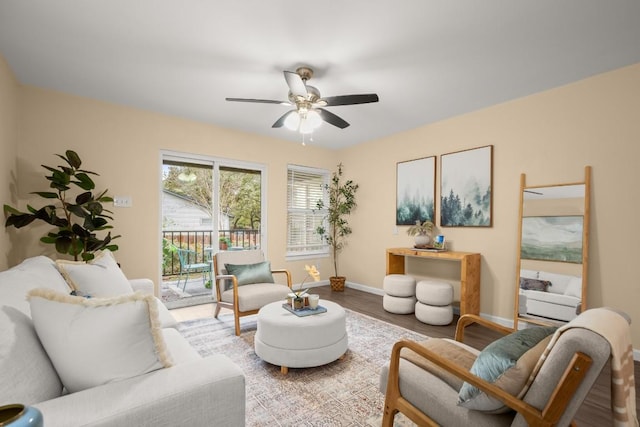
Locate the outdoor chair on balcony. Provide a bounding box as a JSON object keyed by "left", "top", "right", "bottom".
{"left": 213, "top": 249, "right": 292, "bottom": 336}
{"left": 176, "top": 248, "right": 211, "bottom": 291}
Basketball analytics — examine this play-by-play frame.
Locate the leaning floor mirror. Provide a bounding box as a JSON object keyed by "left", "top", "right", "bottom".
{"left": 514, "top": 166, "right": 591, "bottom": 327}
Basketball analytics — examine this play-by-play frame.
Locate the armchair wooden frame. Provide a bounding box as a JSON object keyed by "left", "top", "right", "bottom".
{"left": 212, "top": 256, "right": 292, "bottom": 336}
{"left": 382, "top": 314, "right": 592, "bottom": 427}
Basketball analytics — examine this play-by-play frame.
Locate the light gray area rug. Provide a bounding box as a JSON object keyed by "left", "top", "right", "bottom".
{"left": 178, "top": 309, "right": 423, "bottom": 426}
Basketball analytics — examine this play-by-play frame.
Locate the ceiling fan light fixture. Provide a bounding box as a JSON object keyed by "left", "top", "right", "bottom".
{"left": 284, "top": 112, "right": 300, "bottom": 130}
{"left": 306, "top": 109, "right": 322, "bottom": 129}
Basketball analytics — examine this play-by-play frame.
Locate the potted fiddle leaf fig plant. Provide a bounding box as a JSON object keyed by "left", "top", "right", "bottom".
{"left": 3, "top": 150, "right": 120, "bottom": 261}
{"left": 315, "top": 163, "right": 359, "bottom": 292}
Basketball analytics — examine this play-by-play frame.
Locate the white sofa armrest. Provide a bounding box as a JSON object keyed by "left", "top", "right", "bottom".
{"left": 128, "top": 278, "right": 154, "bottom": 295}
{"left": 34, "top": 355, "right": 245, "bottom": 427}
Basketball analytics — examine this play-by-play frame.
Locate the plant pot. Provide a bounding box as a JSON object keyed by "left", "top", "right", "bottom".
{"left": 414, "top": 234, "right": 430, "bottom": 247}
{"left": 0, "top": 404, "right": 43, "bottom": 427}
{"left": 330, "top": 276, "right": 346, "bottom": 292}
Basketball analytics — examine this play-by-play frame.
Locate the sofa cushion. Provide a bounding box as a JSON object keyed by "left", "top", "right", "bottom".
{"left": 56, "top": 250, "right": 133, "bottom": 297}
{"left": 28, "top": 289, "right": 173, "bottom": 393}
{"left": 0, "top": 306, "right": 63, "bottom": 405}
{"left": 458, "top": 326, "right": 556, "bottom": 413}
{"left": 519, "top": 277, "right": 551, "bottom": 292}
{"left": 0, "top": 256, "right": 71, "bottom": 316}
{"left": 224, "top": 261, "right": 274, "bottom": 286}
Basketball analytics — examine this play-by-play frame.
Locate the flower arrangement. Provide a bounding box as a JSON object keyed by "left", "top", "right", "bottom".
{"left": 289, "top": 265, "right": 320, "bottom": 309}
{"left": 294, "top": 264, "right": 320, "bottom": 297}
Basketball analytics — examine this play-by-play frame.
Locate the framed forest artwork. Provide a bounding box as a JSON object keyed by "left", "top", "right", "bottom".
{"left": 440, "top": 145, "right": 493, "bottom": 227}
{"left": 396, "top": 156, "right": 435, "bottom": 225}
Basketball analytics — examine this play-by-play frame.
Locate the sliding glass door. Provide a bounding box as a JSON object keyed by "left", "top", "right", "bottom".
{"left": 160, "top": 152, "right": 266, "bottom": 308}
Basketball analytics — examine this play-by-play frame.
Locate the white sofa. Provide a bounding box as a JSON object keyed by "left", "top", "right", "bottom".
{"left": 519, "top": 269, "right": 582, "bottom": 322}
{"left": 0, "top": 255, "right": 245, "bottom": 427}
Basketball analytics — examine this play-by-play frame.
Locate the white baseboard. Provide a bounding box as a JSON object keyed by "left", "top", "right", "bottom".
{"left": 344, "top": 281, "right": 640, "bottom": 362}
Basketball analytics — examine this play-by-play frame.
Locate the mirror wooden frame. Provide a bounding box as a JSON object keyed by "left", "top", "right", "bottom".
{"left": 514, "top": 166, "right": 591, "bottom": 327}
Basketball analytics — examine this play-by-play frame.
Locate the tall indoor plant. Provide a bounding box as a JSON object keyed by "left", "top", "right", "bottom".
{"left": 3, "top": 150, "right": 119, "bottom": 261}
{"left": 315, "top": 163, "right": 359, "bottom": 291}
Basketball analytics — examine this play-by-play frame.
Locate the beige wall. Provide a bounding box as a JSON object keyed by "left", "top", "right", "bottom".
{"left": 10, "top": 85, "right": 338, "bottom": 286}
{"left": 2, "top": 52, "right": 639, "bottom": 347}
{"left": 339, "top": 63, "right": 640, "bottom": 345}
{"left": 0, "top": 55, "right": 18, "bottom": 270}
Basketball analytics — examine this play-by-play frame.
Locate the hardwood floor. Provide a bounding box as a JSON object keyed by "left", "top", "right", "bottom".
{"left": 171, "top": 285, "right": 639, "bottom": 426}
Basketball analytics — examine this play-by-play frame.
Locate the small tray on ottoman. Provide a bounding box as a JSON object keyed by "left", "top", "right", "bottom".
{"left": 281, "top": 303, "right": 327, "bottom": 317}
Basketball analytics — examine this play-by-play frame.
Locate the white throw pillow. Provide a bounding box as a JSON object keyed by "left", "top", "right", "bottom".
{"left": 0, "top": 256, "right": 71, "bottom": 316}
{"left": 28, "top": 289, "right": 173, "bottom": 393}
{"left": 56, "top": 250, "right": 133, "bottom": 297}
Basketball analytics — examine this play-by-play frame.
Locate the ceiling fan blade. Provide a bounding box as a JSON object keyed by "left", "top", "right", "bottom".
{"left": 317, "top": 108, "right": 350, "bottom": 129}
{"left": 226, "top": 97, "right": 289, "bottom": 105}
{"left": 323, "top": 94, "right": 379, "bottom": 106}
{"left": 283, "top": 71, "right": 307, "bottom": 98}
{"left": 272, "top": 110, "right": 297, "bottom": 128}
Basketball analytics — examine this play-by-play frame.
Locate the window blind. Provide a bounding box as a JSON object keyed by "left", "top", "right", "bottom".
{"left": 287, "top": 165, "right": 328, "bottom": 257}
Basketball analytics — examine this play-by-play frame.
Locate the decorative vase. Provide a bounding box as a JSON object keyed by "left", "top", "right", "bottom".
{"left": 414, "top": 234, "right": 430, "bottom": 247}
{"left": 330, "top": 276, "right": 346, "bottom": 292}
{"left": 292, "top": 297, "right": 304, "bottom": 310}
{"left": 0, "top": 404, "right": 43, "bottom": 427}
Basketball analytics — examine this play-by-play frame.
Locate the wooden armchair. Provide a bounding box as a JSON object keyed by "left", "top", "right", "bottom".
{"left": 381, "top": 310, "right": 623, "bottom": 427}
{"left": 213, "top": 249, "right": 292, "bottom": 336}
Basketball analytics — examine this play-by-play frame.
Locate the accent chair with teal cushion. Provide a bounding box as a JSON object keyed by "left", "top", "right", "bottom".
{"left": 213, "top": 250, "right": 292, "bottom": 336}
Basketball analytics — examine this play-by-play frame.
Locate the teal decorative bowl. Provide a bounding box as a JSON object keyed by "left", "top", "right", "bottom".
{"left": 0, "top": 404, "right": 43, "bottom": 427}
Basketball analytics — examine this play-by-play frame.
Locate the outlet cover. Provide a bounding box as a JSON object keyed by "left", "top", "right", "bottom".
{"left": 113, "top": 196, "right": 132, "bottom": 208}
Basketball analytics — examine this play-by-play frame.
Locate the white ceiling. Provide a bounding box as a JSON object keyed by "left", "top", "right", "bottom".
{"left": 1, "top": 1, "right": 639, "bottom": 150}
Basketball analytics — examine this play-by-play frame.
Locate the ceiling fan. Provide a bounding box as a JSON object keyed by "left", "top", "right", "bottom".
{"left": 225, "top": 66, "right": 379, "bottom": 133}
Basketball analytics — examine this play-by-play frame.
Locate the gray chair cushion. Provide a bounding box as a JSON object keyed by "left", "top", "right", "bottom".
{"left": 221, "top": 283, "right": 291, "bottom": 312}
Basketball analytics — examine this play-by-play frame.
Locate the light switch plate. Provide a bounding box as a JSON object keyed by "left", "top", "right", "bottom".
{"left": 113, "top": 195, "right": 132, "bottom": 208}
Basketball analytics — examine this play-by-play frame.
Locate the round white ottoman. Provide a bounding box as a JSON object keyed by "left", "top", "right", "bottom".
{"left": 416, "top": 280, "right": 453, "bottom": 306}
{"left": 383, "top": 294, "right": 417, "bottom": 314}
{"left": 254, "top": 300, "right": 348, "bottom": 374}
{"left": 415, "top": 301, "right": 453, "bottom": 325}
{"left": 415, "top": 280, "right": 454, "bottom": 325}
{"left": 383, "top": 274, "right": 416, "bottom": 297}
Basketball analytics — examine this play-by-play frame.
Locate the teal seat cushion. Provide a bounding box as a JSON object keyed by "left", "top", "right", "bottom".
{"left": 225, "top": 261, "right": 274, "bottom": 286}
{"left": 458, "top": 326, "right": 557, "bottom": 413}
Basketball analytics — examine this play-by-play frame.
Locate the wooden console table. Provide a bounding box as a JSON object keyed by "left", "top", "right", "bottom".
{"left": 386, "top": 248, "right": 481, "bottom": 316}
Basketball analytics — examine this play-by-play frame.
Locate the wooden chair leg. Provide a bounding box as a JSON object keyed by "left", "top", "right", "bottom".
{"left": 234, "top": 312, "right": 241, "bottom": 336}
{"left": 213, "top": 302, "right": 222, "bottom": 318}
{"left": 381, "top": 405, "right": 397, "bottom": 427}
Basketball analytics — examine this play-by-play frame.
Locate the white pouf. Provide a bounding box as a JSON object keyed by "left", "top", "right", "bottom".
{"left": 415, "top": 301, "right": 453, "bottom": 325}
{"left": 416, "top": 280, "right": 453, "bottom": 306}
{"left": 383, "top": 274, "right": 416, "bottom": 298}
{"left": 255, "top": 300, "right": 348, "bottom": 374}
{"left": 383, "top": 294, "right": 417, "bottom": 314}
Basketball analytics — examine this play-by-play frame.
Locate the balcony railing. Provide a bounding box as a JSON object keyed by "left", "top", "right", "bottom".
{"left": 162, "top": 229, "right": 260, "bottom": 277}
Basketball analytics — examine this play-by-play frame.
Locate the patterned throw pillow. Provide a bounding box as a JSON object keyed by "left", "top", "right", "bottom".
{"left": 519, "top": 277, "right": 552, "bottom": 292}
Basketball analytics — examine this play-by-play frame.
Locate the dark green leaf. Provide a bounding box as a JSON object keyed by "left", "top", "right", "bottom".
{"left": 54, "top": 236, "right": 72, "bottom": 254}
{"left": 73, "top": 173, "right": 95, "bottom": 191}
{"left": 71, "top": 223, "right": 90, "bottom": 238}
{"left": 66, "top": 150, "right": 82, "bottom": 169}
{"left": 5, "top": 213, "right": 37, "bottom": 228}
{"left": 3, "top": 204, "right": 22, "bottom": 215}
{"left": 67, "top": 204, "right": 87, "bottom": 218}
{"left": 32, "top": 191, "right": 59, "bottom": 199}
{"left": 75, "top": 192, "right": 92, "bottom": 205}
{"left": 86, "top": 202, "right": 103, "bottom": 215}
